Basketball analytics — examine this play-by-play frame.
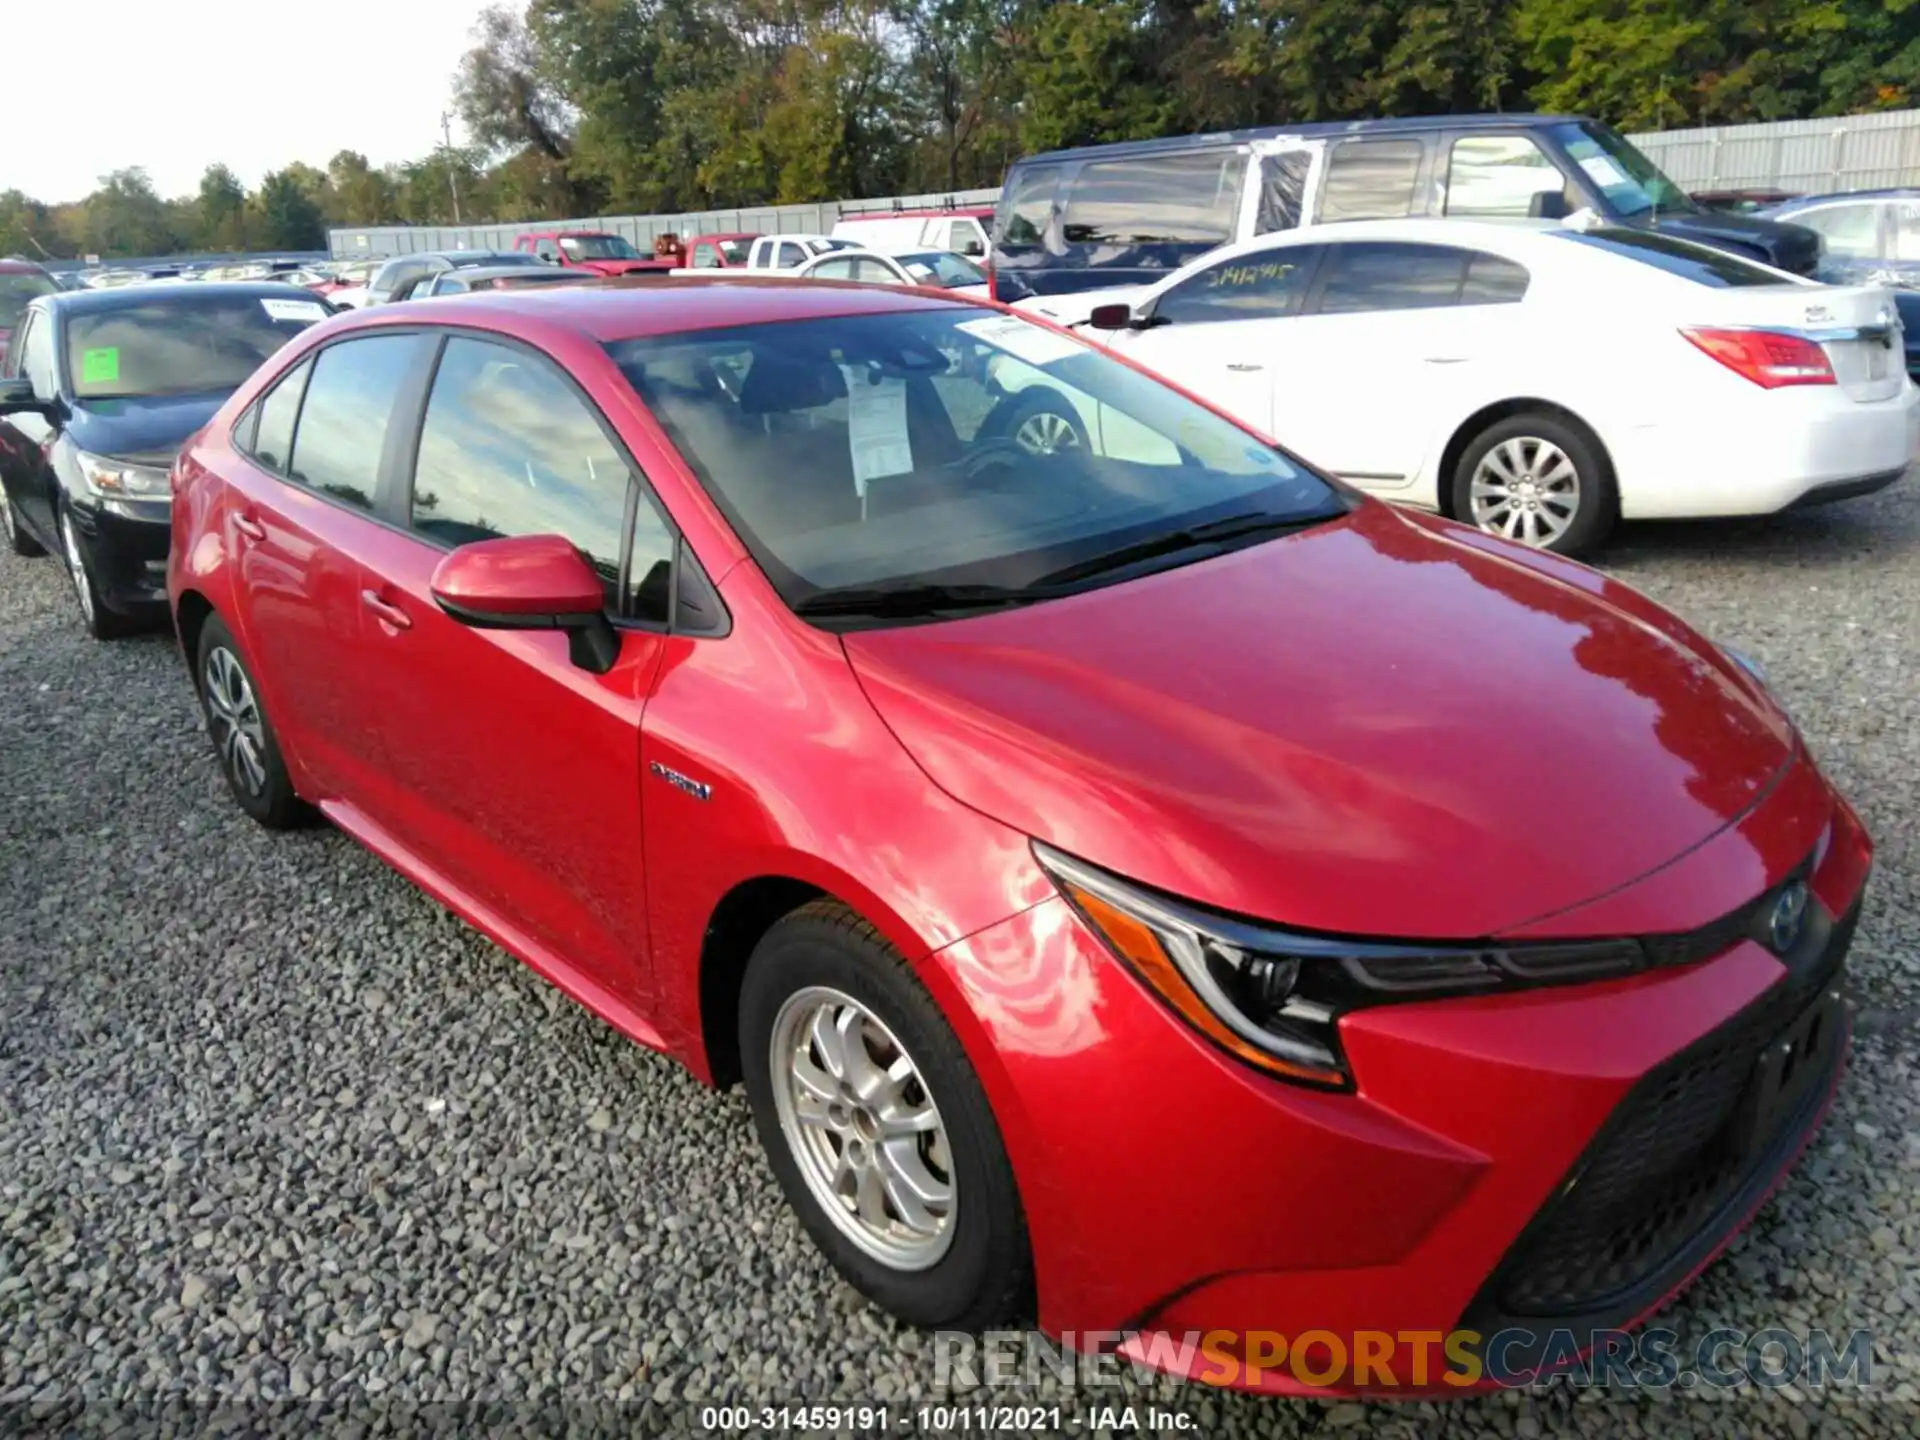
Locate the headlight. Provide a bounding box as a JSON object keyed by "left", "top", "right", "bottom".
{"left": 1036, "top": 844, "right": 1643, "bottom": 1090}
{"left": 75, "top": 450, "right": 172, "bottom": 500}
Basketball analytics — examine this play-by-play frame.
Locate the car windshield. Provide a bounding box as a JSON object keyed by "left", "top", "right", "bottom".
{"left": 892, "top": 252, "right": 987, "bottom": 288}
{"left": 1551, "top": 122, "right": 1698, "bottom": 218}
{"left": 561, "top": 235, "right": 641, "bottom": 260}
{"left": 714, "top": 239, "right": 752, "bottom": 264}
{"left": 0, "top": 271, "right": 57, "bottom": 330}
{"left": 64, "top": 293, "right": 328, "bottom": 401}
{"left": 608, "top": 308, "right": 1344, "bottom": 622}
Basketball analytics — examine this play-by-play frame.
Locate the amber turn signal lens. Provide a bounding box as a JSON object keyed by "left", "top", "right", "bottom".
{"left": 1064, "top": 882, "right": 1347, "bottom": 1087}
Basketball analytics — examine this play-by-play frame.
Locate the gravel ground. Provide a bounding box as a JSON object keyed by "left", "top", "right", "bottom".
{"left": 3, "top": 492, "right": 1919, "bottom": 1440}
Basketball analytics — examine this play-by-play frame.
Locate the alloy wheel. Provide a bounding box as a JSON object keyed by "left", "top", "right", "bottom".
{"left": 203, "top": 646, "right": 269, "bottom": 797}
{"left": 60, "top": 511, "right": 95, "bottom": 626}
{"left": 1469, "top": 436, "right": 1581, "bottom": 548}
{"left": 770, "top": 985, "right": 956, "bottom": 1271}
{"left": 1013, "top": 410, "right": 1080, "bottom": 456}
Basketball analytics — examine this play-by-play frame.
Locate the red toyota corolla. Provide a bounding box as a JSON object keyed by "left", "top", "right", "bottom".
{"left": 167, "top": 281, "right": 1868, "bottom": 1393}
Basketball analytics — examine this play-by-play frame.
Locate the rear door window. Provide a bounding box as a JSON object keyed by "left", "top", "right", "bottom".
{"left": 1062, "top": 149, "right": 1248, "bottom": 244}
{"left": 287, "top": 333, "right": 432, "bottom": 511}
{"left": 809, "top": 256, "right": 860, "bottom": 281}
{"left": 1155, "top": 248, "right": 1322, "bottom": 325}
{"left": 1318, "top": 140, "right": 1427, "bottom": 223}
{"left": 1314, "top": 243, "right": 1481, "bottom": 314}
{"left": 1552, "top": 229, "right": 1791, "bottom": 286}
{"left": 248, "top": 358, "right": 312, "bottom": 473}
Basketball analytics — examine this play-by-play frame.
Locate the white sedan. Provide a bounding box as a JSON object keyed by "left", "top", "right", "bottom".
{"left": 792, "top": 247, "right": 992, "bottom": 299}
{"left": 1029, "top": 218, "right": 1918, "bottom": 553}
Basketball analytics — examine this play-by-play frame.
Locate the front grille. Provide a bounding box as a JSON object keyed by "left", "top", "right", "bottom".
{"left": 1488, "top": 902, "right": 1855, "bottom": 1319}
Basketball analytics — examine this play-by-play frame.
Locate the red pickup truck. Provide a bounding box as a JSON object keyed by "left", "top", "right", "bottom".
{"left": 514, "top": 230, "right": 760, "bottom": 276}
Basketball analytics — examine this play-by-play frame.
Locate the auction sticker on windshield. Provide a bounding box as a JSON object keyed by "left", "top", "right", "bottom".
{"left": 81, "top": 348, "right": 119, "bottom": 384}
{"left": 261, "top": 298, "right": 329, "bottom": 323}
{"left": 840, "top": 366, "right": 913, "bottom": 494}
{"left": 956, "top": 314, "right": 1084, "bottom": 368}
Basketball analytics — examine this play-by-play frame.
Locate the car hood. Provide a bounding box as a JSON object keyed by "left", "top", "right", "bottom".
{"left": 66, "top": 390, "right": 229, "bottom": 460}
{"left": 1647, "top": 211, "right": 1821, "bottom": 273}
{"left": 844, "top": 503, "right": 1796, "bottom": 939}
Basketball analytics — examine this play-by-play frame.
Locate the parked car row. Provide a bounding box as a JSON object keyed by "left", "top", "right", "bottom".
{"left": 0, "top": 272, "right": 1872, "bottom": 1395}
{"left": 0, "top": 282, "right": 332, "bottom": 634}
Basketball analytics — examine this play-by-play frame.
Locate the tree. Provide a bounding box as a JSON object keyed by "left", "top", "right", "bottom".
{"left": 253, "top": 170, "right": 327, "bottom": 250}
{"left": 1015, "top": 0, "right": 1176, "bottom": 153}
{"left": 0, "top": 190, "right": 58, "bottom": 259}
{"left": 196, "top": 164, "right": 249, "bottom": 250}
{"left": 75, "top": 169, "right": 179, "bottom": 258}
{"left": 327, "top": 150, "right": 399, "bottom": 226}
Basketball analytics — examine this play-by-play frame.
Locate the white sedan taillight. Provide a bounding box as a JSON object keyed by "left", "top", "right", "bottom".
{"left": 1681, "top": 327, "right": 1836, "bottom": 388}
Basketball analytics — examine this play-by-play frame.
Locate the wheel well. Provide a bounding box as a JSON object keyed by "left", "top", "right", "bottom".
{"left": 1436, "top": 400, "right": 1612, "bottom": 520}
{"left": 174, "top": 590, "right": 213, "bottom": 680}
{"left": 699, "top": 877, "right": 825, "bottom": 1087}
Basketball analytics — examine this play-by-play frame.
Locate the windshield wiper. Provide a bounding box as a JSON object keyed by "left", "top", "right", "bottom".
{"left": 794, "top": 581, "right": 1039, "bottom": 619}
{"left": 1031, "top": 510, "right": 1340, "bottom": 588}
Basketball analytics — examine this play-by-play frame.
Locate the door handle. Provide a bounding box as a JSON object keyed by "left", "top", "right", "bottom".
{"left": 1423, "top": 356, "right": 1469, "bottom": 365}
{"left": 233, "top": 513, "right": 267, "bottom": 541}
{"left": 360, "top": 589, "right": 412, "bottom": 631}
{"left": 1226, "top": 362, "right": 1265, "bottom": 372}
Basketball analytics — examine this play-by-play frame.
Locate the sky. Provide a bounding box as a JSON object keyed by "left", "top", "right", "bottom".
{"left": 5, "top": 0, "right": 496, "bottom": 203}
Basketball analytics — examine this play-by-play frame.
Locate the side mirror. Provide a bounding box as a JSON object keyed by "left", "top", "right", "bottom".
{"left": 0, "top": 376, "right": 53, "bottom": 417}
{"left": 1088, "top": 302, "right": 1135, "bottom": 331}
{"left": 1529, "top": 190, "right": 1571, "bottom": 220}
{"left": 430, "top": 534, "right": 619, "bottom": 674}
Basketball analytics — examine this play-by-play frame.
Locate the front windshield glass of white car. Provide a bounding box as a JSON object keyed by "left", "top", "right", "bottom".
{"left": 608, "top": 308, "right": 1346, "bottom": 624}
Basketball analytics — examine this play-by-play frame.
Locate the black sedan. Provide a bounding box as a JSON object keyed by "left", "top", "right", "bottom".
{"left": 0, "top": 282, "right": 331, "bottom": 637}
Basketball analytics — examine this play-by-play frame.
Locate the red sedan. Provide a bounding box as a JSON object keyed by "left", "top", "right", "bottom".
{"left": 166, "top": 280, "right": 1868, "bottom": 1394}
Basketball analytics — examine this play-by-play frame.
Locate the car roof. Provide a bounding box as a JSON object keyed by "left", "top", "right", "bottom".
{"left": 1015, "top": 113, "right": 1588, "bottom": 167}
{"left": 32, "top": 280, "right": 328, "bottom": 315}
{"left": 342, "top": 275, "right": 971, "bottom": 343}
{"left": 0, "top": 259, "right": 49, "bottom": 274}
{"left": 689, "top": 232, "right": 757, "bottom": 242}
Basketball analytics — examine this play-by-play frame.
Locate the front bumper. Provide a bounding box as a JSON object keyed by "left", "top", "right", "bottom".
{"left": 928, "top": 766, "right": 1871, "bottom": 1396}
{"left": 67, "top": 498, "right": 171, "bottom": 613}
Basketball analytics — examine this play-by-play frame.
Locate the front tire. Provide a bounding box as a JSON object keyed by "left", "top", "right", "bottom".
{"left": 741, "top": 902, "right": 1032, "bottom": 1330}
{"left": 59, "top": 504, "right": 128, "bottom": 639}
{"left": 196, "top": 614, "right": 311, "bottom": 829}
{"left": 1451, "top": 413, "right": 1615, "bottom": 556}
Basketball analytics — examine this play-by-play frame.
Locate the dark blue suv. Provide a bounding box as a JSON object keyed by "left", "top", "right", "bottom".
{"left": 991, "top": 114, "right": 1822, "bottom": 298}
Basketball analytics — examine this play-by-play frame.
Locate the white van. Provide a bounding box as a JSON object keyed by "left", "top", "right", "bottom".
{"left": 832, "top": 208, "right": 994, "bottom": 259}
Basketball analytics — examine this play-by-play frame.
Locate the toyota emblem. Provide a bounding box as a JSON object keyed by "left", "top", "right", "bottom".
{"left": 1769, "top": 881, "right": 1810, "bottom": 955}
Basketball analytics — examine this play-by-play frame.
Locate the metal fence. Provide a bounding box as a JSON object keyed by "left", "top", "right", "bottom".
{"left": 328, "top": 189, "right": 1001, "bottom": 261}
{"left": 328, "top": 110, "right": 1920, "bottom": 259}
{"left": 1630, "top": 109, "right": 1920, "bottom": 193}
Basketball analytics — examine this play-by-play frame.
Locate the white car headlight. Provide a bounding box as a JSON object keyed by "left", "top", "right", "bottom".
{"left": 74, "top": 450, "right": 172, "bottom": 500}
